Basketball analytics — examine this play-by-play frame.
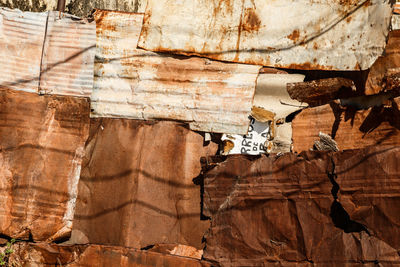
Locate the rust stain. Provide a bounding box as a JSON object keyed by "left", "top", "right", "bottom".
{"left": 222, "top": 140, "right": 235, "bottom": 155}
{"left": 354, "top": 62, "right": 361, "bottom": 70}
{"left": 251, "top": 106, "right": 275, "bottom": 122}
{"left": 287, "top": 29, "right": 300, "bottom": 42}
{"left": 278, "top": 62, "right": 334, "bottom": 70}
{"left": 346, "top": 16, "right": 352, "bottom": 23}
{"left": 313, "top": 42, "right": 318, "bottom": 50}
{"left": 241, "top": 8, "right": 261, "bottom": 33}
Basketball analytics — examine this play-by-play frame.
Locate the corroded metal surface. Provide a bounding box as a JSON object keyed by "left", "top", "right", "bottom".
{"left": 365, "top": 30, "right": 400, "bottom": 95}
{"left": 0, "top": 8, "right": 95, "bottom": 97}
{"left": 292, "top": 98, "right": 400, "bottom": 152}
{"left": 203, "top": 147, "right": 400, "bottom": 266}
{"left": 10, "top": 243, "right": 212, "bottom": 266}
{"left": 138, "top": 0, "right": 392, "bottom": 71}
{"left": 0, "top": 88, "right": 90, "bottom": 241}
{"left": 287, "top": 77, "right": 357, "bottom": 106}
{"left": 91, "top": 10, "right": 261, "bottom": 135}
{"left": 73, "top": 118, "right": 218, "bottom": 249}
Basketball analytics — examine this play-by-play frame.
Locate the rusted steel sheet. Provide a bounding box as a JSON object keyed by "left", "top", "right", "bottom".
{"left": 365, "top": 30, "right": 400, "bottom": 95}
{"left": 73, "top": 118, "right": 218, "bottom": 249}
{"left": 0, "top": 88, "right": 90, "bottom": 241}
{"left": 0, "top": 8, "right": 95, "bottom": 97}
{"left": 138, "top": 0, "right": 392, "bottom": 71}
{"left": 11, "top": 243, "right": 212, "bottom": 267}
{"left": 0, "top": 8, "right": 47, "bottom": 92}
{"left": 38, "top": 11, "right": 96, "bottom": 97}
{"left": 287, "top": 78, "right": 357, "bottom": 107}
{"left": 91, "top": 10, "right": 261, "bottom": 135}
{"left": 292, "top": 98, "right": 400, "bottom": 152}
{"left": 203, "top": 147, "right": 400, "bottom": 266}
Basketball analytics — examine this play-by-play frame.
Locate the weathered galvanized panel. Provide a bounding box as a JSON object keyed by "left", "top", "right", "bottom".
{"left": 0, "top": 8, "right": 95, "bottom": 97}
{"left": 39, "top": 11, "right": 96, "bottom": 97}
{"left": 138, "top": 0, "right": 392, "bottom": 71}
{"left": 92, "top": 10, "right": 261, "bottom": 135}
{"left": 0, "top": 8, "right": 47, "bottom": 92}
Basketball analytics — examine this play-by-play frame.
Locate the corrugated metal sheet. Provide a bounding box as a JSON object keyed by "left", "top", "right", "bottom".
{"left": 0, "top": 8, "right": 46, "bottom": 92}
{"left": 0, "top": 8, "right": 95, "bottom": 97}
{"left": 38, "top": 12, "right": 96, "bottom": 97}
{"left": 91, "top": 10, "right": 261, "bottom": 135}
{"left": 138, "top": 0, "right": 392, "bottom": 71}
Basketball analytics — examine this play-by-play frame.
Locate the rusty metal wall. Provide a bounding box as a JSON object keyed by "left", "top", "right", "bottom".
{"left": 91, "top": 10, "right": 261, "bottom": 135}
{"left": 0, "top": 8, "right": 95, "bottom": 97}
{"left": 138, "top": 0, "right": 392, "bottom": 71}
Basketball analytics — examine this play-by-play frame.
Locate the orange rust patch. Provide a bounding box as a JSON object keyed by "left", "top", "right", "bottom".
{"left": 278, "top": 62, "right": 334, "bottom": 71}
{"left": 354, "top": 62, "right": 361, "bottom": 70}
{"left": 346, "top": 16, "right": 352, "bottom": 23}
{"left": 287, "top": 29, "right": 300, "bottom": 42}
{"left": 241, "top": 8, "right": 261, "bottom": 33}
{"left": 313, "top": 43, "right": 318, "bottom": 50}
{"left": 313, "top": 58, "right": 317, "bottom": 63}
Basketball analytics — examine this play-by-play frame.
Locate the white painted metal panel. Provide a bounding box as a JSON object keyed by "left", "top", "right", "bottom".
{"left": 138, "top": 0, "right": 392, "bottom": 71}
{"left": 92, "top": 10, "right": 261, "bottom": 135}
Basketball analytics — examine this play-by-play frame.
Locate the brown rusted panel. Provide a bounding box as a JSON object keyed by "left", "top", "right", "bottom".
{"left": 38, "top": 11, "right": 96, "bottom": 97}
{"left": 386, "top": 72, "right": 400, "bottom": 91}
{"left": 10, "top": 243, "right": 212, "bottom": 266}
{"left": 92, "top": 9, "right": 260, "bottom": 135}
{"left": 0, "top": 88, "right": 90, "bottom": 241}
{"left": 203, "top": 147, "right": 400, "bottom": 266}
{"left": 73, "top": 118, "right": 218, "bottom": 249}
{"left": 291, "top": 98, "right": 400, "bottom": 152}
{"left": 287, "top": 77, "right": 356, "bottom": 107}
{"left": 365, "top": 30, "right": 400, "bottom": 95}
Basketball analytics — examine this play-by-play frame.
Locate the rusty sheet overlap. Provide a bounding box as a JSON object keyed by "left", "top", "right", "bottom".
{"left": 91, "top": 10, "right": 261, "bottom": 134}
{"left": 138, "top": 0, "right": 392, "bottom": 71}
{"left": 393, "top": 2, "right": 400, "bottom": 30}
{"left": 0, "top": 8, "right": 95, "bottom": 97}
